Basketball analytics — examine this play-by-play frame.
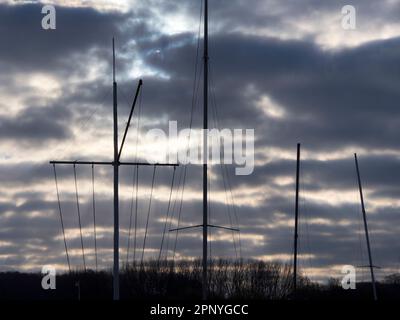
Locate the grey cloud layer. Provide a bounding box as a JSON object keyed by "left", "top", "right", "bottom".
{"left": 0, "top": 1, "right": 399, "bottom": 280}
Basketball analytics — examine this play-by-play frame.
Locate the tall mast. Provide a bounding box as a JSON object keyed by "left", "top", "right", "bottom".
{"left": 51, "top": 39, "right": 176, "bottom": 301}
{"left": 202, "top": 0, "right": 209, "bottom": 301}
{"left": 354, "top": 153, "right": 378, "bottom": 301}
{"left": 112, "top": 38, "right": 120, "bottom": 300}
{"left": 293, "top": 143, "right": 300, "bottom": 295}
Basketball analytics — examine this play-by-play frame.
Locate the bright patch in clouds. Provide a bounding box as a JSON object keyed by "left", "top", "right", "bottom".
{"left": 256, "top": 95, "right": 286, "bottom": 119}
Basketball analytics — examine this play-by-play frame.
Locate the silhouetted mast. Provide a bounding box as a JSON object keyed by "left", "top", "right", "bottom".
{"left": 354, "top": 153, "right": 378, "bottom": 301}
{"left": 169, "top": 0, "right": 239, "bottom": 299}
{"left": 112, "top": 38, "right": 120, "bottom": 301}
{"left": 50, "top": 39, "right": 177, "bottom": 301}
{"left": 202, "top": 0, "right": 209, "bottom": 301}
{"left": 293, "top": 143, "right": 300, "bottom": 295}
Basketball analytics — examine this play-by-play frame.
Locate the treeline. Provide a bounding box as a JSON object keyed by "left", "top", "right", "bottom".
{"left": 0, "top": 259, "right": 399, "bottom": 300}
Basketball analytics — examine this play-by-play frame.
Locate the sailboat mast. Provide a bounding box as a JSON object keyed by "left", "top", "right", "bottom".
{"left": 112, "top": 38, "right": 120, "bottom": 301}
{"left": 202, "top": 0, "right": 209, "bottom": 301}
{"left": 354, "top": 153, "right": 378, "bottom": 301}
{"left": 293, "top": 143, "right": 300, "bottom": 295}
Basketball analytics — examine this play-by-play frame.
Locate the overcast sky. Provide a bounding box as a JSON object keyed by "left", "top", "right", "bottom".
{"left": 1, "top": 0, "right": 400, "bottom": 282}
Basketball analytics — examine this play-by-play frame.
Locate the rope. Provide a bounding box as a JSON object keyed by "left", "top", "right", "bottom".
{"left": 91, "top": 164, "right": 98, "bottom": 271}
{"left": 73, "top": 164, "right": 86, "bottom": 271}
{"left": 141, "top": 165, "right": 157, "bottom": 265}
{"left": 53, "top": 164, "right": 71, "bottom": 272}
{"left": 158, "top": 167, "right": 176, "bottom": 264}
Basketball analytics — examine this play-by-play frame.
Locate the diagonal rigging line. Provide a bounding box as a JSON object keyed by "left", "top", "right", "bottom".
{"left": 298, "top": 162, "right": 314, "bottom": 282}
{"left": 221, "top": 165, "right": 238, "bottom": 258}
{"left": 172, "top": 167, "right": 187, "bottom": 261}
{"left": 209, "top": 64, "right": 241, "bottom": 259}
{"left": 217, "top": 97, "right": 241, "bottom": 257}
{"left": 141, "top": 165, "right": 157, "bottom": 266}
{"left": 126, "top": 165, "right": 138, "bottom": 265}
{"left": 172, "top": 1, "right": 203, "bottom": 262}
{"left": 158, "top": 167, "right": 176, "bottom": 264}
{"left": 221, "top": 158, "right": 242, "bottom": 258}
{"left": 171, "top": 63, "right": 202, "bottom": 259}
{"left": 134, "top": 88, "right": 142, "bottom": 263}
{"left": 225, "top": 167, "right": 242, "bottom": 258}
{"left": 354, "top": 172, "right": 366, "bottom": 281}
{"left": 164, "top": 167, "right": 184, "bottom": 260}
{"left": 73, "top": 164, "right": 86, "bottom": 271}
{"left": 91, "top": 164, "right": 98, "bottom": 271}
{"left": 165, "top": 165, "right": 184, "bottom": 260}
{"left": 210, "top": 94, "right": 237, "bottom": 259}
{"left": 126, "top": 86, "right": 143, "bottom": 265}
{"left": 53, "top": 164, "right": 71, "bottom": 272}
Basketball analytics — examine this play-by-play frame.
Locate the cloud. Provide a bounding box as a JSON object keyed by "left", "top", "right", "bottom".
{"left": 0, "top": 104, "right": 72, "bottom": 143}
{"left": 0, "top": 1, "right": 399, "bottom": 282}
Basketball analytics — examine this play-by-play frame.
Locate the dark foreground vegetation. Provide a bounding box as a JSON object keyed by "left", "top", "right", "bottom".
{"left": 0, "top": 260, "right": 399, "bottom": 300}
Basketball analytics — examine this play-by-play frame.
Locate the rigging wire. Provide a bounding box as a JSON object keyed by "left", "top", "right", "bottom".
{"left": 171, "top": 68, "right": 203, "bottom": 261}
{"left": 165, "top": 167, "right": 184, "bottom": 260}
{"left": 53, "top": 164, "right": 71, "bottom": 272}
{"left": 141, "top": 165, "right": 157, "bottom": 266}
{"left": 126, "top": 85, "right": 143, "bottom": 265}
{"left": 211, "top": 99, "right": 238, "bottom": 259}
{"left": 49, "top": 89, "right": 111, "bottom": 273}
{"left": 134, "top": 88, "right": 143, "bottom": 264}
{"left": 223, "top": 168, "right": 242, "bottom": 258}
{"left": 354, "top": 175, "right": 366, "bottom": 282}
{"left": 158, "top": 167, "right": 177, "bottom": 264}
{"left": 133, "top": 165, "right": 139, "bottom": 264}
{"left": 91, "top": 164, "right": 98, "bottom": 271}
{"left": 126, "top": 164, "right": 137, "bottom": 265}
{"left": 226, "top": 172, "right": 242, "bottom": 258}
{"left": 172, "top": 171, "right": 186, "bottom": 261}
{"left": 209, "top": 93, "right": 237, "bottom": 259}
{"left": 73, "top": 164, "right": 86, "bottom": 271}
{"left": 171, "top": 0, "right": 203, "bottom": 262}
{"left": 209, "top": 63, "right": 241, "bottom": 259}
{"left": 298, "top": 162, "right": 314, "bottom": 283}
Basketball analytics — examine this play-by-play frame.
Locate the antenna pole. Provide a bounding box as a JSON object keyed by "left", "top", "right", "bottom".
{"left": 112, "top": 38, "right": 120, "bottom": 300}
{"left": 293, "top": 143, "right": 300, "bottom": 295}
{"left": 202, "top": 0, "right": 209, "bottom": 300}
{"left": 354, "top": 153, "right": 378, "bottom": 301}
